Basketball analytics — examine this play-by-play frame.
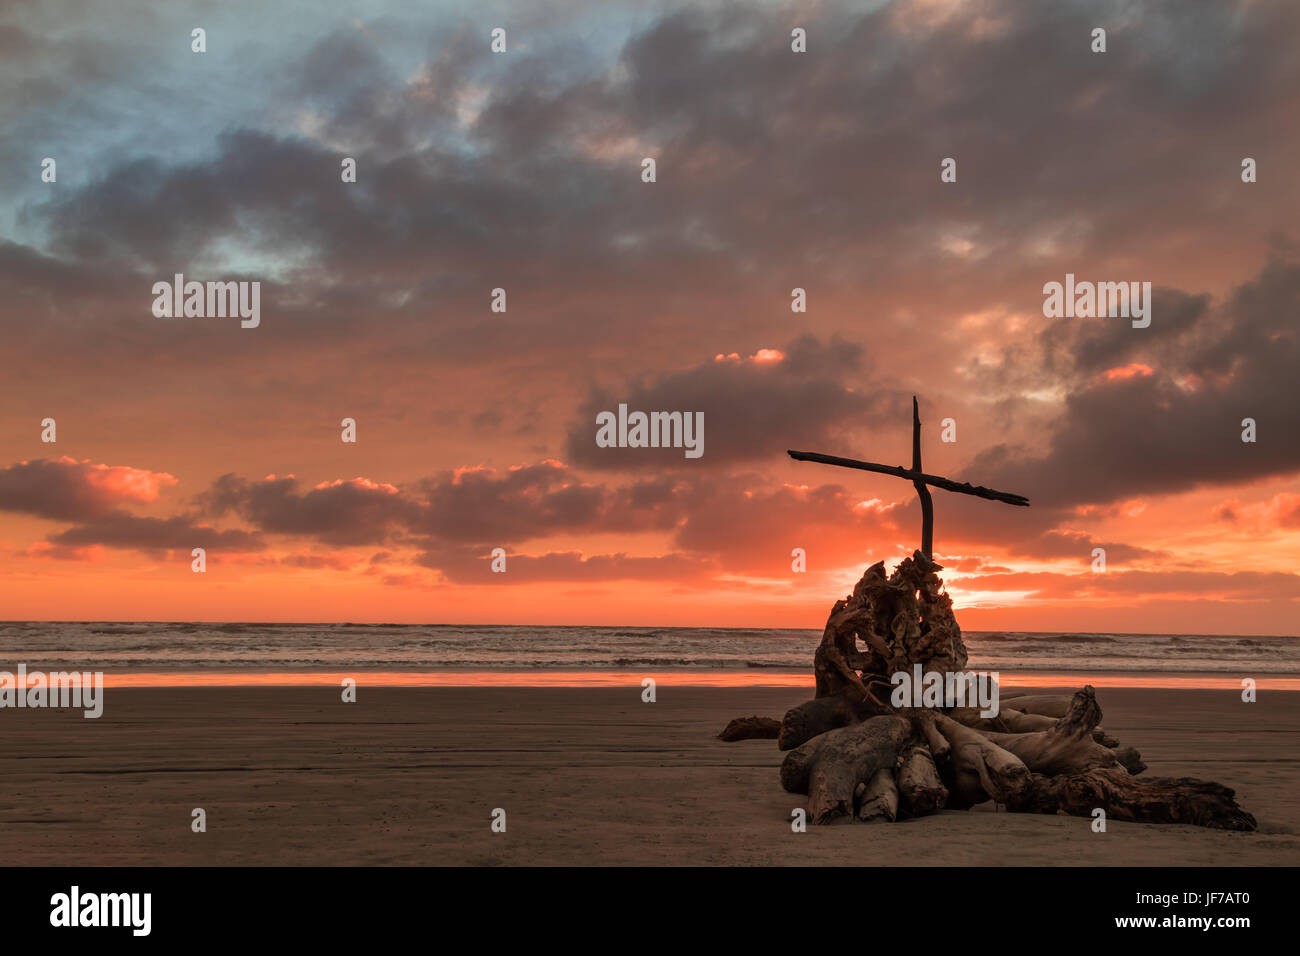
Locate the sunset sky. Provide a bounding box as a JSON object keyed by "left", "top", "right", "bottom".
{"left": 1, "top": 0, "right": 1298, "bottom": 633}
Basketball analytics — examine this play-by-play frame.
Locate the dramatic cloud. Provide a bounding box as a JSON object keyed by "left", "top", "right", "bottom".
{"left": 968, "top": 259, "right": 1300, "bottom": 509}
{"left": 192, "top": 461, "right": 687, "bottom": 547}
{"left": 0, "top": 457, "right": 176, "bottom": 520}
{"left": 565, "top": 335, "right": 905, "bottom": 469}
{"left": 197, "top": 473, "right": 418, "bottom": 546}
{"left": 47, "top": 511, "right": 263, "bottom": 555}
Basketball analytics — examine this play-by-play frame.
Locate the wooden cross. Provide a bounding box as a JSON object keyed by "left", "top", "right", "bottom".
{"left": 787, "top": 396, "right": 1029, "bottom": 559}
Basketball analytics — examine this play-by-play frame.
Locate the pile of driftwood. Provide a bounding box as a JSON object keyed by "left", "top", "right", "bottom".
{"left": 720, "top": 552, "right": 1256, "bottom": 830}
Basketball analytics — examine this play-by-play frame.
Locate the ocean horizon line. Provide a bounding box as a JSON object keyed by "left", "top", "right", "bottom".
{"left": 2, "top": 620, "right": 1297, "bottom": 640}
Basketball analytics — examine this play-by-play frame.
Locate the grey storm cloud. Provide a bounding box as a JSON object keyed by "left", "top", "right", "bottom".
{"left": 196, "top": 473, "right": 422, "bottom": 546}
{"left": 47, "top": 511, "right": 264, "bottom": 554}
{"left": 0, "top": 0, "right": 1295, "bottom": 446}
{"left": 7, "top": 0, "right": 1298, "bottom": 343}
{"left": 192, "top": 462, "right": 684, "bottom": 548}
{"left": 412, "top": 462, "right": 682, "bottom": 541}
{"left": 564, "top": 334, "right": 907, "bottom": 469}
{"left": 1037, "top": 287, "right": 1212, "bottom": 379}
{"left": 966, "top": 258, "right": 1300, "bottom": 509}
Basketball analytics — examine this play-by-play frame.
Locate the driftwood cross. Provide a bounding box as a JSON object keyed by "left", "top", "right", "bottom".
{"left": 788, "top": 396, "right": 1029, "bottom": 559}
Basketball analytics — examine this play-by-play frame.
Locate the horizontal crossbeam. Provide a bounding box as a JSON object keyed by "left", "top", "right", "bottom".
{"left": 786, "top": 450, "right": 1030, "bottom": 507}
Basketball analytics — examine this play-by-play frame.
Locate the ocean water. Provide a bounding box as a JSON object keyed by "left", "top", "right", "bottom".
{"left": 0, "top": 622, "right": 1297, "bottom": 675}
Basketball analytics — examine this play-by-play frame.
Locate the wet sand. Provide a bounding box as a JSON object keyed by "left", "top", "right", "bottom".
{"left": 1, "top": 684, "right": 1296, "bottom": 865}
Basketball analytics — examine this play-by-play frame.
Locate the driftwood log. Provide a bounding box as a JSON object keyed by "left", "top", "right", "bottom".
{"left": 721, "top": 554, "right": 1257, "bottom": 831}
{"left": 779, "top": 715, "right": 910, "bottom": 823}
{"left": 856, "top": 767, "right": 900, "bottom": 822}
{"left": 897, "top": 742, "right": 948, "bottom": 817}
{"left": 717, "top": 715, "right": 781, "bottom": 741}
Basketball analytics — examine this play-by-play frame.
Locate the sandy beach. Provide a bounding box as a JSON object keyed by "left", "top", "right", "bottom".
{"left": 1, "top": 684, "right": 1297, "bottom": 866}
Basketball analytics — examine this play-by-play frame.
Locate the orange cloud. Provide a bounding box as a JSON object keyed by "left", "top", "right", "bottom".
{"left": 1101, "top": 363, "right": 1154, "bottom": 382}
{"left": 0, "top": 457, "right": 177, "bottom": 521}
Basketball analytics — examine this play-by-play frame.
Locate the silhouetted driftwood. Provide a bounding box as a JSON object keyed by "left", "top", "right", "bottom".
{"left": 720, "top": 554, "right": 1257, "bottom": 832}
{"left": 721, "top": 398, "right": 1252, "bottom": 830}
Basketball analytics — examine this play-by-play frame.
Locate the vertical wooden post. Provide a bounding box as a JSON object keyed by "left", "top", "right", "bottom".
{"left": 912, "top": 395, "right": 934, "bottom": 559}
